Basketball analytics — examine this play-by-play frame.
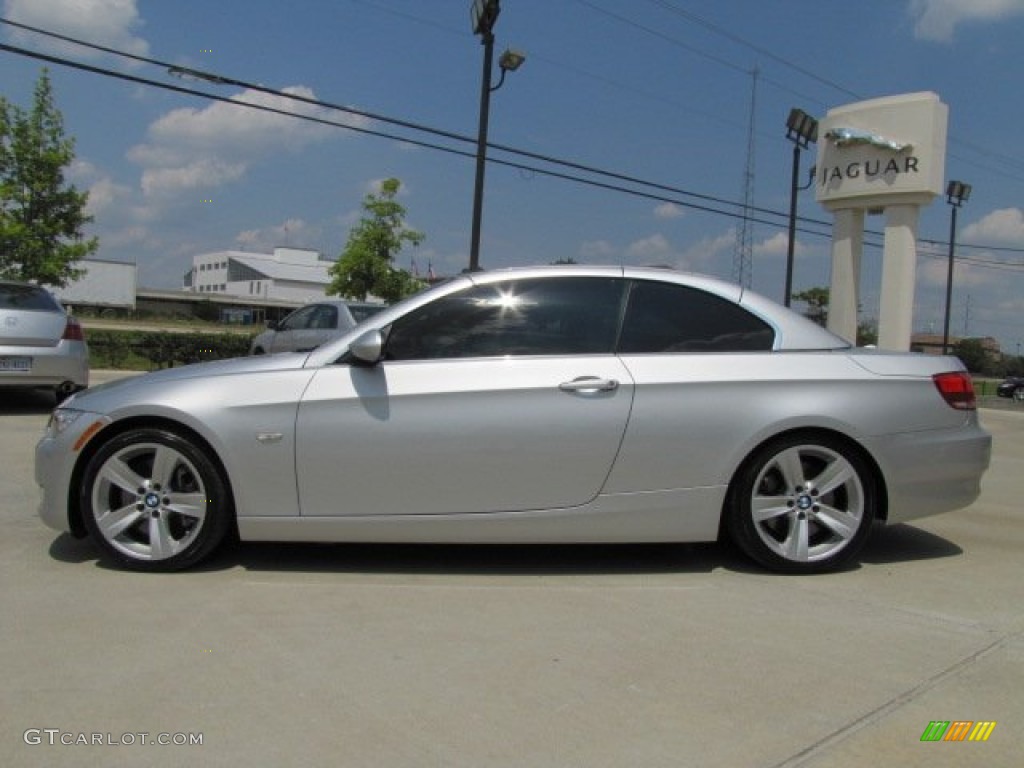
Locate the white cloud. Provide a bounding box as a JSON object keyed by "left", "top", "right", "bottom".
{"left": 235, "top": 219, "right": 321, "bottom": 253}
{"left": 129, "top": 86, "right": 359, "bottom": 199}
{"left": 576, "top": 234, "right": 688, "bottom": 267}
{"left": 68, "top": 159, "right": 101, "bottom": 183}
{"left": 918, "top": 252, "right": 994, "bottom": 288}
{"left": 962, "top": 208, "right": 1024, "bottom": 244}
{"left": 679, "top": 231, "right": 734, "bottom": 270}
{"left": 85, "top": 176, "right": 133, "bottom": 216}
{"left": 626, "top": 233, "right": 675, "bottom": 263}
{"left": 754, "top": 231, "right": 799, "bottom": 258}
{"left": 101, "top": 225, "right": 149, "bottom": 249}
{"left": 653, "top": 202, "right": 685, "bottom": 220}
{"left": 3, "top": 0, "right": 148, "bottom": 58}
{"left": 69, "top": 159, "right": 132, "bottom": 216}
{"left": 577, "top": 232, "right": 733, "bottom": 272}
{"left": 909, "top": 0, "right": 1024, "bottom": 42}
{"left": 145, "top": 87, "right": 341, "bottom": 155}
{"left": 579, "top": 240, "right": 615, "bottom": 261}
{"left": 140, "top": 160, "right": 246, "bottom": 197}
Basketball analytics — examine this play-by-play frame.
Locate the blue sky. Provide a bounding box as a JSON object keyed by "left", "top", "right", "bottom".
{"left": 2, "top": 0, "right": 1023, "bottom": 351}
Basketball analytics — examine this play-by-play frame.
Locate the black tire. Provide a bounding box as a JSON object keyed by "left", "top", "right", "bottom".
{"left": 55, "top": 381, "right": 80, "bottom": 404}
{"left": 725, "top": 433, "right": 877, "bottom": 574}
{"left": 80, "top": 427, "right": 233, "bottom": 572}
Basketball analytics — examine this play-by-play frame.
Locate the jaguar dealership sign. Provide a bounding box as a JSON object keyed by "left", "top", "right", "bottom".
{"left": 813, "top": 92, "right": 949, "bottom": 351}
{"left": 817, "top": 92, "right": 947, "bottom": 210}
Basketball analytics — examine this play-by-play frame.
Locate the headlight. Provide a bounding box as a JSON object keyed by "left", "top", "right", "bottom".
{"left": 46, "top": 408, "right": 83, "bottom": 437}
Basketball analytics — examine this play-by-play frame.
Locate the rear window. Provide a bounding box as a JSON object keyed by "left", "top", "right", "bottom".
{"left": 0, "top": 283, "right": 62, "bottom": 311}
{"left": 618, "top": 280, "right": 774, "bottom": 353}
{"left": 349, "top": 304, "right": 386, "bottom": 323}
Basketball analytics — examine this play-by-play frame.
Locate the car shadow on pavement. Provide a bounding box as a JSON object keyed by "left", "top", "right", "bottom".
{"left": 46, "top": 524, "right": 962, "bottom": 576}
{"left": 858, "top": 523, "right": 963, "bottom": 564}
{"left": 48, "top": 534, "right": 731, "bottom": 575}
{"left": 0, "top": 388, "right": 57, "bottom": 415}
{"left": 226, "top": 541, "right": 737, "bottom": 576}
{"left": 47, "top": 534, "right": 103, "bottom": 565}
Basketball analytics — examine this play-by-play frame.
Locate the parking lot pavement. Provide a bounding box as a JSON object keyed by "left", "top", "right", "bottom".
{"left": 1, "top": 379, "right": 1021, "bottom": 767}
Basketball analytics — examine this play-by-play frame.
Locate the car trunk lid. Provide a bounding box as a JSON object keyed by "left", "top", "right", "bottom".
{"left": 0, "top": 310, "right": 67, "bottom": 347}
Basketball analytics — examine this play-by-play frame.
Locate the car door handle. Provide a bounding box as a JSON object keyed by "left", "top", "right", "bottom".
{"left": 559, "top": 377, "right": 619, "bottom": 393}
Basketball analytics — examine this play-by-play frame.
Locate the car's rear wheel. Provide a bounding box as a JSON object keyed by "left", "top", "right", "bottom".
{"left": 80, "top": 428, "right": 232, "bottom": 571}
{"left": 55, "top": 381, "right": 80, "bottom": 404}
{"left": 725, "top": 434, "right": 877, "bottom": 574}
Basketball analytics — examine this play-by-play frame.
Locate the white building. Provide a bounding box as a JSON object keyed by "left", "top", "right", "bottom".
{"left": 183, "top": 247, "right": 334, "bottom": 303}
{"left": 53, "top": 258, "right": 137, "bottom": 309}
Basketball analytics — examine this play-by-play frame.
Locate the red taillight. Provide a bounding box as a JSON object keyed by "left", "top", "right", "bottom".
{"left": 933, "top": 371, "right": 976, "bottom": 411}
{"left": 62, "top": 317, "right": 85, "bottom": 342}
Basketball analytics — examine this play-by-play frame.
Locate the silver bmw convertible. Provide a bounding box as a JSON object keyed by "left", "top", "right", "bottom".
{"left": 36, "top": 266, "right": 991, "bottom": 573}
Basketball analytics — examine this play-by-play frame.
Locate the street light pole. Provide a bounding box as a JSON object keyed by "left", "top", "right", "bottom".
{"left": 784, "top": 141, "right": 802, "bottom": 307}
{"left": 941, "top": 180, "right": 971, "bottom": 355}
{"left": 467, "top": 1, "right": 524, "bottom": 273}
{"left": 468, "top": 4, "right": 497, "bottom": 273}
{"left": 783, "top": 108, "right": 818, "bottom": 307}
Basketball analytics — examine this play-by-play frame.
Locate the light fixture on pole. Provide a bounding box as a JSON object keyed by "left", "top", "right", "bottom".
{"left": 941, "top": 180, "right": 971, "bottom": 355}
{"left": 783, "top": 108, "right": 818, "bottom": 307}
{"left": 468, "top": 0, "right": 524, "bottom": 272}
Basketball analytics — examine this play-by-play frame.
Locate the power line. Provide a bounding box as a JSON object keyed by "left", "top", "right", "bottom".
{"left": 0, "top": 39, "right": 821, "bottom": 237}
{"left": 641, "top": 0, "right": 863, "bottom": 100}
{"left": 1, "top": 18, "right": 1021, "bottom": 264}
{"left": 591, "top": 0, "right": 1024, "bottom": 183}
{"left": 0, "top": 18, "right": 800, "bottom": 225}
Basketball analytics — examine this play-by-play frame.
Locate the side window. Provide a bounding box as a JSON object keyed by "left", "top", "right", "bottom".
{"left": 311, "top": 305, "right": 338, "bottom": 330}
{"left": 618, "top": 281, "right": 774, "bottom": 353}
{"left": 385, "top": 277, "right": 625, "bottom": 360}
{"left": 280, "top": 305, "right": 317, "bottom": 332}
{"left": 336, "top": 306, "right": 358, "bottom": 329}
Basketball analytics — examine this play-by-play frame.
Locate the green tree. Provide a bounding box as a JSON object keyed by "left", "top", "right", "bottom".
{"left": 953, "top": 338, "right": 995, "bottom": 375}
{"left": 327, "top": 178, "right": 425, "bottom": 303}
{"left": 791, "top": 286, "right": 877, "bottom": 345}
{"left": 791, "top": 286, "right": 830, "bottom": 326}
{"left": 856, "top": 319, "right": 878, "bottom": 347}
{"left": 1005, "top": 354, "right": 1024, "bottom": 378}
{"left": 0, "top": 69, "right": 97, "bottom": 287}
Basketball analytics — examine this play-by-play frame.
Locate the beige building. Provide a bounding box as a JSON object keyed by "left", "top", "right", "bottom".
{"left": 911, "top": 333, "right": 1002, "bottom": 359}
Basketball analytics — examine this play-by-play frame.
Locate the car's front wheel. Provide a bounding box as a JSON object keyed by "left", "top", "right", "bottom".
{"left": 80, "top": 427, "right": 233, "bottom": 571}
{"left": 725, "top": 434, "right": 877, "bottom": 574}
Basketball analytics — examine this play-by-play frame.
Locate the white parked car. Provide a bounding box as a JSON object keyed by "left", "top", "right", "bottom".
{"left": 249, "top": 300, "right": 385, "bottom": 354}
{"left": 1, "top": 280, "right": 88, "bottom": 402}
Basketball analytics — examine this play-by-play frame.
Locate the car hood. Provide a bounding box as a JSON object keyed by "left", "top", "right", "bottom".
{"left": 64, "top": 352, "right": 309, "bottom": 409}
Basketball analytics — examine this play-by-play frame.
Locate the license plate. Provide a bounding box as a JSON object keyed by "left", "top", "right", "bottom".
{"left": 0, "top": 356, "right": 32, "bottom": 372}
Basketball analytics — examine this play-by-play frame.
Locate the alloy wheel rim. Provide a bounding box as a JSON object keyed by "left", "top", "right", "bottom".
{"left": 91, "top": 443, "right": 208, "bottom": 561}
{"left": 750, "top": 445, "right": 864, "bottom": 563}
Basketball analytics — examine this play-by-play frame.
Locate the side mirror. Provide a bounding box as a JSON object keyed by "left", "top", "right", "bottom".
{"left": 349, "top": 329, "right": 384, "bottom": 365}
{"left": 267, "top": 320, "right": 280, "bottom": 331}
